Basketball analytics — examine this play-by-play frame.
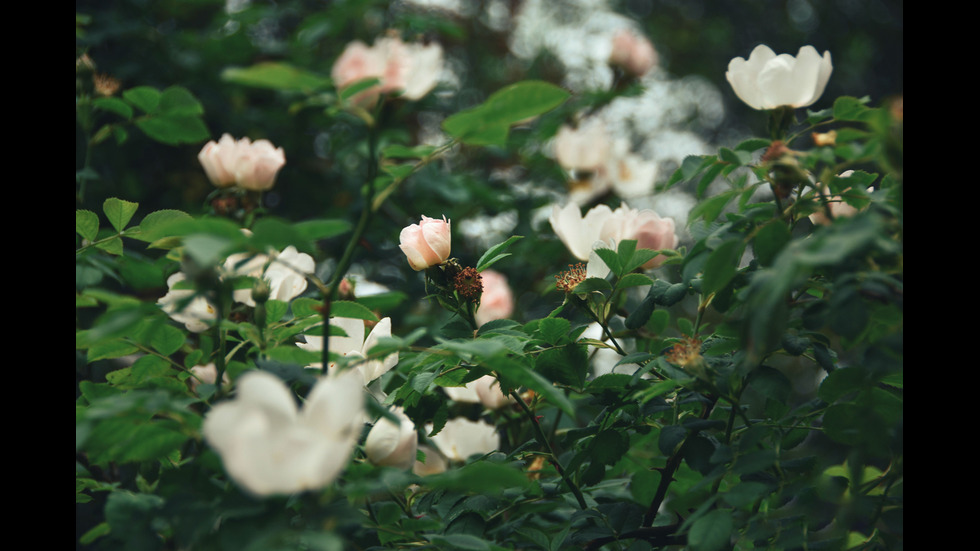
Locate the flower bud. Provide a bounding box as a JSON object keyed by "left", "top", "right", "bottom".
{"left": 609, "top": 29, "right": 658, "bottom": 76}
{"left": 365, "top": 407, "right": 418, "bottom": 470}
{"left": 399, "top": 215, "right": 451, "bottom": 271}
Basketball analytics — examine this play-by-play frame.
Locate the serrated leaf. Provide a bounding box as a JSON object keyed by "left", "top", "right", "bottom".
{"left": 103, "top": 198, "right": 139, "bottom": 234}
{"left": 572, "top": 277, "right": 612, "bottom": 294}
{"left": 618, "top": 272, "right": 654, "bottom": 289}
{"left": 123, "top": 86, "right": 160, "bottom": 114}
{"left": 156, "top": 86, "right": 204, "bottom": 116}
{"left": 76, "top": 210, "right": 100, "bottom": 242}
{"left": 93, "top": 97, "right": 133, "bottom": 119}
{"left": 537, "top": 317, "right": 571, "bottom": 346}
{"left": 135, "top": 209, "right": 193, "bottom": 243}
{"left": 331, "top": 300, "right": 379, "bottom": 322}
{"left": 701, "top": 240, "right": 744, "bottom": 295}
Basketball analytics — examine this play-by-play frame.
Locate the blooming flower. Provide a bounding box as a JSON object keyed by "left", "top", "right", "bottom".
{"left": 609, "top": 29, "right": 658, "bottom": 76}
{"left": 297, "top": 317, "right": 399, "bottom": 386}
{"left": 399, "top": 215, "right": 452, "bottom": 271}
{"left": 223, "top": 246, "right": 315, "bottom": 307}
{"left": 442, "top": 375, "right": 513, "bottom": 410}
{"left": 474, "top": 270, "right": 514, "bottom": 327}
{"left": 599, "top": 204, "right": 678, "bottom": 269}
{"left": 725, "top": 45, "right": 833, "bottom": 110}
{"left": 157, "top": 272, "right": 217, "bottom": 333}
{"left": 198, "top": 134, "right": 286, "bottom": 191}
{"left": 202, "top": 369, "right": 364, "bottom": 496}
{"left": 365, "top": 407, "right": 418, "bottom": 470}
{"left": 428, "top": 417, "right": 499, "bottom": 462}
{"left": 553, "top": 126, "right": 657, "bottom": 204}
{"left": 549, "top": 203, "right": 615, "bottom": 262}
{"left": 332, "top": 34, "right": 443, "bottom": 107}
{"left": 413, "top": 444, "right": 448, "bottom": 476}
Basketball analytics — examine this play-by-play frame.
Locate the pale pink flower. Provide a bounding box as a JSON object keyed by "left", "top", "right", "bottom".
{"left": 475, "top": 270, "right": 514, "bottom": 327}
{"left": 554, "top": 122, "right": 611, "bottom": 176}
{"left": 549, "top": 203, "right": 615, "bottom": 262}
{"left": 600, "top": 204, "right": 679, "bottom": 269}
{"left": 332, "top": 34, "right": 443, "bottom": 106}
{"left": 808, "top": 171, "right": 872, "bottom": 226}
{"left": 609, "top": 29, "right": 658, "bottom": 76}
{"left": 399, "top": 215, "right": 452, "bottom": 271}
{"left": 198, "top": 134, "right": 286, "bottom": 191}
{"left": 223, "top": 246, "right": 315, "bottom": 307}
{"left": 297, "top": 317, "right": 399, "bottom": 386}
{"left": 188, "top": 363, "right": 230, "bottom": 393}
{"left": 443, "top": 375, "right": 514, "bottom": 410}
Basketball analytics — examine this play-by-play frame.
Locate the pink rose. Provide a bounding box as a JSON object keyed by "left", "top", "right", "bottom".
{"left": 600, "top": 204, "right": 678, "bottom": 269}
{"left": 198, "top": 134, "right": 286, "bottom": 191}
{"left": 609, "top": 29, "right": 658, "bottom": 76}
{"left": 332, "top": 34, "right": 443, "bottom": 107}
{"left": 475, "top": 270, "right": 514, "bottom": 327}
{"left": 399, "top": 215, "right": 451, "bottom": 271}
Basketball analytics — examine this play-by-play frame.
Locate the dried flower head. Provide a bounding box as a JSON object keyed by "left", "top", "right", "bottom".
{"left": 555, "top": 263, "right": 588, "bottom": 293}
{"left": 666, "top": 335, "right": 703, "bottom": 369}
{"left": 454, "top": 266, "right": 483, "bottom": 301}
{"left": 94, "top": 73, "right": 121, "bottom": 97}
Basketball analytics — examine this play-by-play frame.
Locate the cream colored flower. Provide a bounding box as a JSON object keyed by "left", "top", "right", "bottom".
{"left": 428, "top": 418, "right": 499, "bottom": 462}
{"left": 298, "top": 317, "right": 399, "bottom": 386}
{"left": 474, "top": 270, "right": 514, "bottom": 327}
{"left": 726, "top": 45, "right": 833, "bottom": 110}
{"left": 202, "top": 369, "right": 364, "bottom": 496}
{"left": 599, "top": 204, "right": 678, "bottom": 269}
{"left": 365, "top": 407, "right": 418, "bottom": 470}
{"left": 332, "top": 34, "right": 443, "bottom": 106}
{"left": 223, "top": 246, "right": 315, "bottom": 307}
{"left": 609, "top": 29, "right": 658, "bottom": 76}
{"left": 157, "top": 272, "right": 217, "bottom": 333}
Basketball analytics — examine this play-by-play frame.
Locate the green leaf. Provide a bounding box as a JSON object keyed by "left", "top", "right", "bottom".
{"left": 221, "top": 62, "right": 332, "bottom": 92}
{"left": 149, "top": 324, "right": 185, "bottom": 356}
{"left": 134, "top": 209, "right": 193, "bottom": 243}
{"left": 701, "top": 240, "right": 744, "bottom": 295}
{"left": 76, "top": 210, "right": 100, "bottom": 242}
{"left": 135, "top": 115, "right": 210, "bottom": 145}
{"left": 331, "top": 300, "right": 380, "bottom": 322}
{"left": 93, "top": 97, "right": 133, "bottom": 120}
{"left": 572, "top": 277, "right": 612, "bottom": 294}
{"left": 832, "top": 96, "right": 871, "bottom": 121}
{"left": 123, "top": 86, "right": 161, "bottom": 114}
{"left": 752, "top": 220, "right": 791, "bottom": 267}
{"left": 690, "top": 189, "right": 737, "bottom": 223}
{"left": 443, "top": 80, "right": 569, "bottom": 146}
{"left": 618, "top": 272, "right": 654, "bottom": 289}
{"left": 476, "top": 235, "right": 523, "bottom": 272}
{"left": 594, "top": 247, "right": 622, "bottom": 277}
{"left": 383, "top": 144, "right": 437, "bottom": 159}
{"left": 425, "top": 461, "right": 533, "bottom": 495}
{"left": 103, "top": 198, "right": 139, "bottom": 234}
{"left": 537, "top": 317, "right": 571, "bottom": 346}
{"left": 687, "top": 509, "right": 733, "bottom": 551}
{"left": 156, "top": 86, "right": 204, "bottom": 116}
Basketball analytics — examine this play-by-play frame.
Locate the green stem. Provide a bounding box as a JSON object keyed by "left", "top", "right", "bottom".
{"left": 510, "top": 389, "right": 588, "bottom": 509}
{"left": 321, "top": 119, "right": 380, "bottom": 375}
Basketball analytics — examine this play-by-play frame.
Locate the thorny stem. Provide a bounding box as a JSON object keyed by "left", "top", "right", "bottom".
{"left": 510, "top": 389, "right": 588, "bottom": 510}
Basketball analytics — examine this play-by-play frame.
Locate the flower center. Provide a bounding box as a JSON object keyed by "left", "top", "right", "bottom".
{"left": 554, "top": 263, "right": 588, "bottom": 293}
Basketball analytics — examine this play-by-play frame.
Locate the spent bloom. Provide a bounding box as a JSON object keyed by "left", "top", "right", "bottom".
{"left": 399, "top": 215, "right": 452, "bottom": 271}
{"left": 198, "top": 134, "right": 286, "bottom": 191}
{"left": 298, "top": 317, "right": 399, "bottom": 386}
{"left": 332, "top": 34, "right": 443, "bottom": 106}
{"left": 726, "top": 45, "right": 833, "bottom": 110}
{"left": 474, "top": 270, "right": 514, "bottom": 327}
{"left": 202, "top": 369, "right": 364, "bottom": 496}
{"left": 223, "top": 246, "right": 315, "bottom": 307}
{"left": 365, "top": 407, "right": 418, "bottom": 470}
{"left": 609, "top": 29, "right": 658, "bottom": 76}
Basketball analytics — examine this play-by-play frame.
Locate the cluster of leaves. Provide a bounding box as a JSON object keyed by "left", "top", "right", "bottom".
{"left": 77, "top": 4, "right": 901, "bottom": 551}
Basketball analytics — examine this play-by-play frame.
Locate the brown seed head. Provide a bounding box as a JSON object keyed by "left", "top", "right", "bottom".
{"left": 454, "top": 266, "right": 483, "bottom": 301}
